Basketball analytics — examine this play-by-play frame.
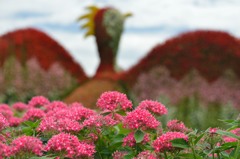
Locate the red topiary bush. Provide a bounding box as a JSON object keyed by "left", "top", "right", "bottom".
{"left": 121, "top": 30, "right": 240, "bottom": 86}
{"left": 0, "top": 28, "right": 87, "bottom": 83}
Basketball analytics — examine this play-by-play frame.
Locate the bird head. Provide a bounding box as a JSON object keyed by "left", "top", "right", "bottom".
{"left": 77, "top": 6, "right": 132, "bottom": 56}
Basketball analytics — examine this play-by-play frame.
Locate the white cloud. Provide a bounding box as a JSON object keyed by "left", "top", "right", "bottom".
{"left": 1, "top": 0, "right": 240, "bottom": 76}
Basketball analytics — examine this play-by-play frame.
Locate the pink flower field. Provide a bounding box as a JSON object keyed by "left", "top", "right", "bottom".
{"left": 0, "top": 91, "right": 239, "bottom": 159}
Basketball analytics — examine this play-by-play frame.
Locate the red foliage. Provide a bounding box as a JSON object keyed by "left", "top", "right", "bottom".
{"left": 0, "top": 28, "right": 87, "bottom": 83}
{"left": 121, "top": 30, "right": 240, "bottom": 86}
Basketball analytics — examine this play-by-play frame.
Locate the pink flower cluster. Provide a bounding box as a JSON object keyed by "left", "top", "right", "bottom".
{"left": 137, "top": 100, "right": 168, "bottom": 116}
{"left": 123, "top": 132, "right": 150, "bottom": 147}
{"left": 133, "top": 66, "right": 240, "bottom": 109}
{"left": 37, "top": 116, "right": 83, "bottom": 134}
{"left": 0, "top": 113, "right": 9, "bottom": 131}
{"left": 12, "top": 102, "right": 29, "bottom": 112}
{"left": 223, "top": 128, "right": 240, "bottom": 143}
{"left": 38, "top": 102, "right": 96, "bottom": 135}
{"left": 0, "top": 104, "right": 13, "bottom": 119}
{"left": 123, "top": 109, "right": 160, "bottom": 130}
{"left": 45, "top": 133, "right": 95, "bottom": 158}
{"left": 112, "top": 151, "right": 128, "bottom": 159}
{"left": 167, "top": 119, "right": 189, "bottom": 132}
{"left": 11, "top": 136, "right": 43, "bottom": 156}
{"left": 153, "top": 132, "right": 188, "bottom": 152}
{"left": 22, "top": 108, "right": 45, "bottom": 121}
{"left": 97, "top": 91, "right": 132, "bottom": 111}
{"left": 28, "top": 96, "right": 50, "bottom": 108}
{"left": 134, "top": 151, "right": 157, "bottom": 159}
{"left": 0, "top": 142, "right": 11, "bottom": 159}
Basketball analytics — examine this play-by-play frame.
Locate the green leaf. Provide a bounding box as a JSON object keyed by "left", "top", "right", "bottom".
{"left": 124, "top": 154, "right": 135, "bottom": 159}
{"left": 134, "top": 130, "right": 144, "bottom": 143}
{"left": 194, "top": 133, "right": 205, "bottom": 145}
{"left": 114, "top": 123, "right": 130, "bottom": 135}
{"left": 216, "top": 142, "right": 238, "bottom": 151}
{"left": 22, "top": 127, "right": 33, "bottom": 136}
{"left": 111, "top": 134, "right": 125, "bottom": 144}
{"left": 216, "top": 130, "right": 240, "bottom": 140}
{"left": 170, "top": 138, "right": 190, "bottom": 149}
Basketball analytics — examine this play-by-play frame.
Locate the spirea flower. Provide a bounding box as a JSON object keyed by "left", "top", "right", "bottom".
{"left": 123, "top": 132, "right": 150, "bottom": 147}
{"left": 153, "top": 132, "right": 188, "bottom": 152}
{"left": 22, "top": 108, "right": 45, "bottom": 121}
{"left": 8, "top": 117, "right": 22, "bottom": 127}
{"left": 0, "top": 104, "right": 13, "bottom": 119}
{"left": 83, "top": 115, "right": 103, "bottom": 128}
{"left": 45, "top": 133, "right": 95, "bottom": 158}
{"left": 0, "top": 113, "right": 9, "bottom": 131}
{"left": 97, "top": 91, "right": 132, "bottom": 111}
{"left": 37, "top": 116, "right": 83, "bottom": 134}
{"left": 76, "top": 142, "right": 96, "bottom": 157}
{"left": 28, "top": 96, "right": 50, "bottom": 108}
{"left": 103, "top": 115, "right": 119, "bottom": 126}
{"left": 167, "top": 119, "right": 188, "bottom": 132}
{"left": 137, "top": 100, "right": 168, "bottom": 116}
{"left": 134, "top": 151, "right": 157, "bottom": 159}
{"left": 223, "top": 128, "right": 240, "bottom": 143}
{"left": 0, "top": 142, "right": 11, "bottom": 158}
{"left": 112, "top": 151, "right": 128, "bottom": 159}
{"left": 67, "top": 105, "right": 96, "bottom": 121}
{"left": 11, "top": 136, "right": 43, "bottom": 156}
{"left": 123, "top": 109, "right": 160, "bottom": 130}
{"left": 12, "top": 102, "right": 29, "bottom": 112}
{"left": 44, "top": 101, "right": 67, "bottom": 112}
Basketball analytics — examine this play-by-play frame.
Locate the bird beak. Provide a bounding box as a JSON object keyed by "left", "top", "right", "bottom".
{"left": 123, "top": 12, "right": 133, "bottom": 19}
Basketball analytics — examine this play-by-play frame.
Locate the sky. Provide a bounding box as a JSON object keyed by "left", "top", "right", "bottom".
{"left": 1, "top": 0, "right": 240, "bottom": 76}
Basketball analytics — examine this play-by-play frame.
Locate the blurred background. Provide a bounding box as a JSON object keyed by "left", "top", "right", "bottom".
{"left": 1, "top": 0, "right": 240, "bottom": 76}
{"left": 1, "top": 0, "right": 240, "bottom": 130}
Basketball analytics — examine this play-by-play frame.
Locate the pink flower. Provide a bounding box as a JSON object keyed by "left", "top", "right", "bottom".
{"left": 88, "top": 133, "right": 98, "bottom": 142}
{"left": 67, "top": 105, "right": 96, "bottom": 121}
{"left": 83, "top": 115, "right": 103, "bottom": 128}
{"left": 123, "top": 109, "right": 160, "bottom": 130}
{"left": 223, "top": 128, "right": 240, "bottom": 143}
{"left": 76, "top": 142, "right": 95, "bottom": 157}
{"left": 137, "top": 100, "right": 168, "bottom": 116}
{"left": 0, "top": 142, "right": 11, "bottom": 158}
{"left": 0, "top": 104, "right": 13, "bottom": 119}
{"left": 28, "top": 96, "right": 50, "bottom": 108}
{"left": 0, "top": 113, "right": 9, "bottom": 131}
{"left": 97, "top": 91, "right": 132, "bottom": 111}
{"left": 45, "top": 133, "right": 95, "bottom": 158}
{"left": 112, "top": 151, "right": 128, "bottom": 159}
{"left": 223, "top": 137, "right": 237, "bottom": 143}
{"left": 23, "top": 108, "right": 45, "bottom": 121}
{"left": 8, "top": 117, "right": 22, "bottom": 127}
{"left": 103, "top": 115, "right": 119, "bottom": 126}
{"left": 167, "top": 120, "right": 188, "bottom": 132}
{"left": 134, "top": 151, "right": 157, "bottom": 159}
{"left": 209, "top": 128, "right": 218, "bottom": 136}
{"left": 12, "top": 102, "right": 29, "bottom": 112}
{"left": 153, "top": 132, "right": 188, "bottom": 152}
{"left": 44, "top": 101, "right": 67, "bottom": 112}
{"left": 123, "top": 132, "right": 150, "bottom": 147}
{"left": 11, "top": 136, "right": 43, "bottom": 156}
{"left": 37, "top": 116, "right": 83, "bottom": 134}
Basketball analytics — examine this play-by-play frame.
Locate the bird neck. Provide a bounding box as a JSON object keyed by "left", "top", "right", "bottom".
{"left": 95, "top": 47, "right": 116, "bottom": 79}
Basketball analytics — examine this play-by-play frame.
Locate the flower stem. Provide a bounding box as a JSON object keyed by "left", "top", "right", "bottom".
{"left": 234, "top": 140, "right": 240, "bottom": 159}
{"left": 163, "top": 151, "right": 168, "bottom": 159}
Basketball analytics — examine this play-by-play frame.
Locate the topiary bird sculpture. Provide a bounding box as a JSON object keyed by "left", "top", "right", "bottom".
{"left": 78, "top": 6, "right": 131, "bottom": 79}
{"left": 64, "top": 5, "right": 240, "bottom": 109}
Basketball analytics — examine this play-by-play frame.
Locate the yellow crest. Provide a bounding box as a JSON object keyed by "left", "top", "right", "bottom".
{"left": 77, "top": 6, "right": 99, "bottom": 38}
